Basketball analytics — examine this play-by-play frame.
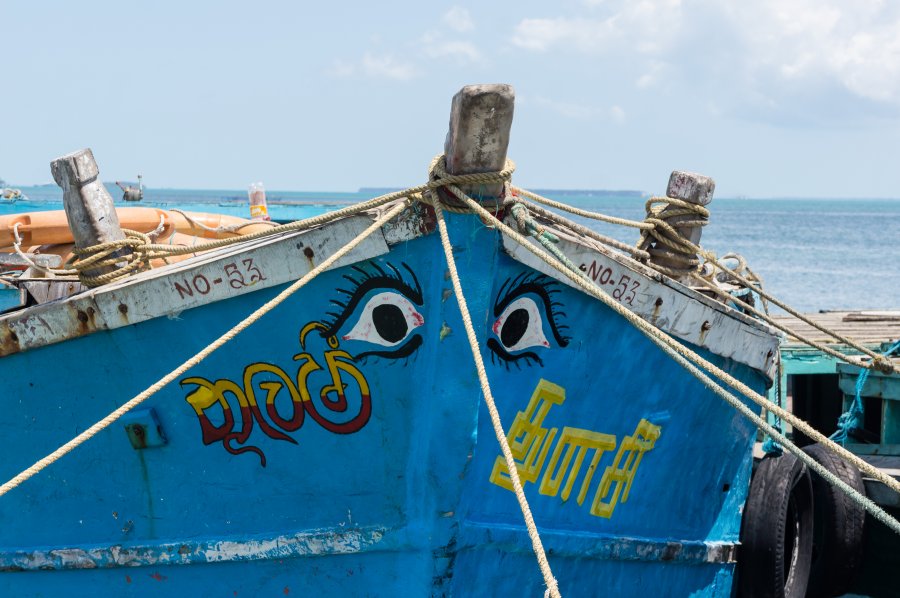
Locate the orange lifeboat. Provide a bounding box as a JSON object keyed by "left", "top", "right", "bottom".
{"left": 0, "top": 208, "right": 275, "bottom": 270}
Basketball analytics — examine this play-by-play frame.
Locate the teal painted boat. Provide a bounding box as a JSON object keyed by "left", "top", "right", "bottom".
{"left": 0, "top": 85, "right": 804, "bottom": 597}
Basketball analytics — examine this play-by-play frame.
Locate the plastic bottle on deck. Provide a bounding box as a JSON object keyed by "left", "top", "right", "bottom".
{"left": 248, "top": 182, "right": 271, "bottom": 221}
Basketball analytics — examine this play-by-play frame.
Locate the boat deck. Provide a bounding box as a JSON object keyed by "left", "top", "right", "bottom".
{"left": 771, "top": 310, "right": 900, "bottom": 349}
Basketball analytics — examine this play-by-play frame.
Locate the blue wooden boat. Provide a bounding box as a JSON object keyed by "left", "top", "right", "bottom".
{"left": 0, "top": 85, "right": 788, "bottom": 596}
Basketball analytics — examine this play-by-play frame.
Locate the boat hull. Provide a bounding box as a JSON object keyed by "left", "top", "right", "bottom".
{"left": 0, "top": 214, "right": 769, "bottom": 596}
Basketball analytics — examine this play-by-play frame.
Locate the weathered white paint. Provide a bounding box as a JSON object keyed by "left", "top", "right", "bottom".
{"left": 444, "top": 84, "right": 515, "bottom": 199}
{"left": 20, "top": 277, "right": 85, "bottom": 305}
{"left": 0, "top": 214, "right": 392, "bottom": 356}
{"left": 0, "top": 197, "right": 776, "bottom": 385}
{"left": 0, "top": 526, "right": 388, "bottom": 571}
{"left": 378, "top": 202, "right": 435, "bottom": 246}
{"left": 502, "top": 221, "right": 780, "bottom": 382}
{"left": 0, "top": 253, "right": 62, "bottom": 268}
{"left": 51, "top": 148, "right": 128, "bottom": 277}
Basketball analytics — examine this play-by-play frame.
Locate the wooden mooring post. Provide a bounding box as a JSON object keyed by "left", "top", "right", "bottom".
{"left": 51, "top": 148, "right": 129, "bottom": 278}
{"left": 647, "top": 170, "right": 715, "bottom": 280}
{"left": 443, "top": 84, "right": 515, "bottom": 201}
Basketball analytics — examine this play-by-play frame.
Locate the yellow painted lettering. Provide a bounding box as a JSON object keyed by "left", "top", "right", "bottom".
{"left": 490, "top": 379, "right": 565, "bottom": 491}
{"left": 538, "top": 427, "right": 617, "bottom": 504}
{"left": 590, "top": 419, "right": 662, "bottom": 518}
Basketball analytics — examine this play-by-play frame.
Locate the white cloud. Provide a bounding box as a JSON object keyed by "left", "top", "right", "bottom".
{"left": 329, "top": 53, "right": 418, "bottom": 80}
{"left": 512, "top": 1, "right": 900, "bottom": 113}
{"left": 636, "top": 61, "right": 665, "bottom": 89}
{"left": 419, "top": 30, "right": 481, "bottom": 64}
{"left": 361, "top": 53, "right": 417, "bottom": 80}
{"left": 513, "top": 17, "right": 614, "bottom": 52}
{"left": 512, "top": 1, "right": 682, "bottom": 53}
{"left": 442, "top": 7, "right": 474, "bottom": 33}
{"left": 330, "top": 59, "right": 356, "bottom": 78}
{"left": 536, "top": 96, "right": 626, "bottom": 124}
{"left": 334, "top": 10, "right": 480, "bottom": 81}
{"left": 724, "top": 1, "right": 900, "bottom": 104}
{"left": 423, "top": 40, "right": 480, "bottom": 62}
{"left": 536, "top": 96, "right": 599, "bottom": 119}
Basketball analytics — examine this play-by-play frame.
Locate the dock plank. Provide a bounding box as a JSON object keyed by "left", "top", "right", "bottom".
{"left": 771, "top": 310, "right": 900, "bottom": 348}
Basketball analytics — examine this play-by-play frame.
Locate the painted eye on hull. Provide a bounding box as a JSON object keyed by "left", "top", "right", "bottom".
{"left": 343, "top": 292, "right": 424, "bottom": 347}
{"left": 492, "top": 297, "right": 550, "bottom": 352}
{"left": 487, "top": 271, "right": 571, "bottom": 368}
{"left": 321, "top": 262, "right": 426, "bottom": 363}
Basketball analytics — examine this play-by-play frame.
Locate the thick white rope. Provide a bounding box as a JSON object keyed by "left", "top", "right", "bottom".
{"left": 0, "top": 200, "right": 409, "bottom": 498}
{"left": 169, "top": 208, "right": 278, "bottom": 234}
{"left": 433, "top": 201, "right": 562, "bottom": 598}
{"left": 446, "top": 188, "right": 900, "bottom": 535}
{"left": 11, "top": 222, "right": 75, "bottom": 277}
{"left": 516, "top": 191, "right": 892, "bottom": 372}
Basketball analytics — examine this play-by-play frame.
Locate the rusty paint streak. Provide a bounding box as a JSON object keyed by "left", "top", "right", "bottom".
{"left": 698, "top": 320, "right": 711, "bottom": 345}
{"left": 651, "top": 297, "right": 663, "bottom": 325}
{"left": 0, "top": 323, "right": 20, "bottom": 356}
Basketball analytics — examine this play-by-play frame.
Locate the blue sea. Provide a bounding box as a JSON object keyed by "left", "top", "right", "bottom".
{"left": 3, "top": 184, "right": 898, "bottom": 313}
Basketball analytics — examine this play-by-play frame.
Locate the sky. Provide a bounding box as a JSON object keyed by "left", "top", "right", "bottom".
{"left": 3, "top": 0, "right": 900, "bottom": 198}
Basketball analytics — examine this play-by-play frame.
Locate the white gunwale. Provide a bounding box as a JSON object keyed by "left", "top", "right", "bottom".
{"left": 501, "top": 218, "right": 780, "bottom": 382}
{"left": 0, "top": 203, "right": 779, "bottom": 385}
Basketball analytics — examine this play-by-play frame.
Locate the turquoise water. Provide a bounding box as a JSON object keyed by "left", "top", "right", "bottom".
{"left": 4, "top": 185, "right": 898, "bottom": 313}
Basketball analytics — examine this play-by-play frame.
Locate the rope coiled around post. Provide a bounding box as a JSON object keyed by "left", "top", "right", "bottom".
{"left": 440, "top": 185, "right": 900, "bottom": 537}
{"left": 3, "top": 152, "right": 899, "bottom": 588}
{"left": 432, "top": 199, "right": 561, "bottom": 598}
{"left": 0, "top": 200, "right": 411, "bottom": 499}
{"left": 509, "top": 188, "right": 894, "bottom": 375}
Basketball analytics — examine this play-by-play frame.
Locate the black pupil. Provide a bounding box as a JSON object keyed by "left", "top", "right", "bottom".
{"left": 373, "top": 304, "right": 408, "bottom": 343}
{"left": 501, "top": 308, "right": 529, "bottom": 347}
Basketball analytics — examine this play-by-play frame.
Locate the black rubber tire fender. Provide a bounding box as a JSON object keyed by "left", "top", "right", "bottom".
{"left": 738, "top": 451, "right": 814, "bottom": 598}
{"left": 802, "top": 442, "right": 866, "bottom": 598}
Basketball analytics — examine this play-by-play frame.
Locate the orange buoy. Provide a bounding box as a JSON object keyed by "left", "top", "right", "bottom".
{"left": 0, "top": 208, "right": 273, "bottom": 248}
{"left": 0, "top": 208, "right": 276, "bottom": 270}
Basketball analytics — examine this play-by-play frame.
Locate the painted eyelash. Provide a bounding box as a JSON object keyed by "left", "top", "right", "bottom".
{"left": 493, "top": 272, "right": 571, "bottom": 347}
{"left": 487, "top": 338, "right": 543, "bottom": 370}
{"left": 355, "top": 334, "right": 423, "bottom": 365}
{"left": 320, "top": 261, "right": 423, "bottom": 338}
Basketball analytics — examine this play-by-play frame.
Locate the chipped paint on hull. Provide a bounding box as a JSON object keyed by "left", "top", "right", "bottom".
{"left": 0, "top": 526, "right": 387, "bottom": 571}
{"left": 0, "top": 214, "right": 398, "bottom": 357}
{"left": 0, "top": 212, "right": 773, "bottom": 596}
{"left": 458, "top": 522, "right": 738, "bottom": 564}
{"left": 501, "top": 222, "right": 780, "bottom": 383}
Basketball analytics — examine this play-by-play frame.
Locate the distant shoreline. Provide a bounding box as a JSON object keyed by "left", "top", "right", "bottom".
{"left": 9, "top": 183, "right": 900, "bottom": 202}
{"left": 358, "top": 187, "right": 648, "bottom": 198}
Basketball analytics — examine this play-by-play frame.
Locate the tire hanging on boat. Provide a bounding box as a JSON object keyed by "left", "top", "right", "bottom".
{"left": 802, "top": 442, "right": 866, "bottom": 598}
{"left": 738, "top": 451, "right": 814, "bottom": 598}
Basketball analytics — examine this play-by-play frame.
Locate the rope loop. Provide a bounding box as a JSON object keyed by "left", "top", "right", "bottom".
{"left": 69, "top": 228, "right": 158, "bottom": 286}
{"left": 636, "top": 195, "right": 709, "bottom": 277}
{"left": 3, "top": 152, "right": 900, "bottom": 566}
{"left": 422, "top": 154, "right": 515, "bottom": 214}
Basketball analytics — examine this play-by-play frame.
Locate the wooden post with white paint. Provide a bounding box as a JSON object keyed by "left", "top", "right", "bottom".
{"left": 648, "top": 170, "right": 715, "bottom": 280}
{"left": 443, "top": 84, "right": 515, "bottom": 200}
{"left": 51, "top": 148, "right": 129, "bottom": 278}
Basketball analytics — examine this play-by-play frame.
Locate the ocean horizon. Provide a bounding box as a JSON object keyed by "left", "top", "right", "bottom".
{"left": 4, "top": 183, "right": 898, "bottom": 314}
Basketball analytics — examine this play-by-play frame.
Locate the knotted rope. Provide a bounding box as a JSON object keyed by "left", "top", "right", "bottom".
{"left": 0, "top": 200, "right": 410, "bottom": 498}
{"left": 831, "top": 340, "right": 900, "bottom": 445}
{"left": 432, "top": 198, "right": 561, "bottom": 598}
{"left": 39, "top": 155, "right": 514, "bottom": 288}
{"left": 636, "top": 196, "right": 710, "bottom": 278}
{"left": 447, "top": 186, "right": 900, "bottom": 536}
{"left": 512, "top": 188, "right": 895, "bottom": 374}
{"left": 3, "top": 153, "right": 899, "bottom": 581}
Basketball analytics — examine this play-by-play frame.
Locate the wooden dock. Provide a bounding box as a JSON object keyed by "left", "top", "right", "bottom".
{"left": 763, "top": 310, "right": 900, "bottom": 597}
{"left": 771, "top": 310, "right": 900, "bottom": 348}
